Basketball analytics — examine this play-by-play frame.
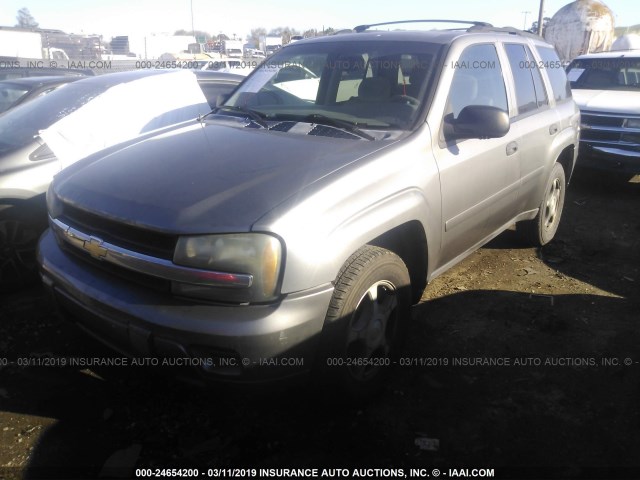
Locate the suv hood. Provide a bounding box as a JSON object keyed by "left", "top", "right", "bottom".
{"left": 54, "top": 121, "right": 391, "bottom": 233}
{"left": 572, "top": 89, "right": 640, "bottom": 115}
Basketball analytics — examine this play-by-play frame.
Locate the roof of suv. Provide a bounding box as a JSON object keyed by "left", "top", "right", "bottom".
{"left": 288, "top": 20, "right": 544, "bottom": 47}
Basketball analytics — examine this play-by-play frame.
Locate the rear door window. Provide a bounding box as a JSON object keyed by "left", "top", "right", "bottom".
{"left": 505, "top": 43, "right": 549, "bottom": 116}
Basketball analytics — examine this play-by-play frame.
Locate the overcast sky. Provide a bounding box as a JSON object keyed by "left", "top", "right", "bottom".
{"left": 1, "top": 0, "right": 637, "bottom": 40}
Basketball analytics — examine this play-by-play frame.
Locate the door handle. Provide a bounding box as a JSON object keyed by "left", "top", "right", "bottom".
{"left": 506, "top": 141, "right": 518, "bottom": 156}
{"left": 549, "top": 124, "right": 559, "bottom": 135}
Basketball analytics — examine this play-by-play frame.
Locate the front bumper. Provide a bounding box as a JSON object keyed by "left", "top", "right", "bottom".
{"left": 578, "top": 141, "right": 640, "bottom": 174}
{"left": 37, "top": 229, "right": 334, "bottom": 383}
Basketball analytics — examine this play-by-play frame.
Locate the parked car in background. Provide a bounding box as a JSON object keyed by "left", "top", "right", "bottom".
{"left": 0, "top": 76, "right": 83, "bottom": 114}
{"left": 0, "top": 69, "right": 214, "bottom": 291}
{"left": 0, "top": 67, "right": 93, "bottom": 81}
{"left": 567, "top": 51, "right": 640, "bottom": 173}
{"left": 38, "top": 21, "right": 578, "bottom": 394}
{"left": 197, "top": 58, "right": 255, "bottom": 76}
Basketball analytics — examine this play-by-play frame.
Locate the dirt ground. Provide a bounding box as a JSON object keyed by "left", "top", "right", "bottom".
{"left": 0, "top": 169, "right": 638, "bottom": 479}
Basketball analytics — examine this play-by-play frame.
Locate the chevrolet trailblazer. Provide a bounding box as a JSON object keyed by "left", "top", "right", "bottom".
{"left": 38, "top": 20, "right": 579, "bottom": 394}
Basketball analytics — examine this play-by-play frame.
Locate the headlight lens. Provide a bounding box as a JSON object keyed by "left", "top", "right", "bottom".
{"left": 173, "top": 233, "right": 282, "bottom": 303}
{"left": 625, "top": 118, "right": 640, "bottom": 129}
{"left": 46, "top": 183, "right": 63, "bottom": 219}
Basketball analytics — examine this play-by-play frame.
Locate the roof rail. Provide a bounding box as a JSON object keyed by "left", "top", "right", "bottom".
{"left": 467, "top": 24, "right": 542, "bottom": 39}
{"left": 354, "top": 19, "right": 492, "bottom": 33}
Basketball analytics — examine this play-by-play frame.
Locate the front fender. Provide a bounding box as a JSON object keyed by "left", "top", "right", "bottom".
{"left": 254, "top": 126, "right": 441, "bottom": 295}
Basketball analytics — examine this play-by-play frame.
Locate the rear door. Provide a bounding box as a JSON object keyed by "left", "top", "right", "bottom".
{"left": 502, "top": 42, "right": 560, "bottom": 213}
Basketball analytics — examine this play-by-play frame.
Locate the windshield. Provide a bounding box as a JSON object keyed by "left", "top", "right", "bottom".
{"left": 567, "top": 57, "right": 640, "bottom": 91}
{"left": 225, "top": 40, "right": 441, "bottom": 130}
{"left": 0, "top": 80, "right": 107, "bottom": 152}
{"left": 0, "top": 83, "right": 30, "bottom": 113}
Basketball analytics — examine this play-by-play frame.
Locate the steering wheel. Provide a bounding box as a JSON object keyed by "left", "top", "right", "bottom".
{"left": 274, "top": 64, "right": 318, "bottom": 83}
{"left": 390, "top": 95, "right": 420, "bottom": 106}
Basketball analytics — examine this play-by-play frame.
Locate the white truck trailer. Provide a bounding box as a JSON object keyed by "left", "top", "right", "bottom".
{"left": 0, "top": 29, "right": 43, "bottom": 59}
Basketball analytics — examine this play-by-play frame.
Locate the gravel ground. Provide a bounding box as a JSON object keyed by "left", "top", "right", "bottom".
{"left": 0, "top": 169, "right": 638, "bottom": 480}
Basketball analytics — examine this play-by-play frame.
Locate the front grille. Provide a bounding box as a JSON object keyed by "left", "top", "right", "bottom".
{"left": 622, "top": 133, "right": 640, "bottom": 144}
{"left": 582, "top": 130, "right": 622, "bottom": 142}
{"left": 581, "top": 113, "right": 624, "bottom": 128}
{"left": 580, "top": 111, "right": 640, "bottom": 148}
{"left": 60, "top": 202, "right": 177, "bottom": 260}
{"left": 60, "top": 241, "right": 172, "bottom": 293}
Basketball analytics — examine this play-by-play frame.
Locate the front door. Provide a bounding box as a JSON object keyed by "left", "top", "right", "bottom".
{"left": 432, "top": 43, "right": 520, "bottom": 267}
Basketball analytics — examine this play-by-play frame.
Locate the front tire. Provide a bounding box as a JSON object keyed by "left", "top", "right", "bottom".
{"left": 318, "top": 245, "right": 411, "bottom": 397}
{"left": 517, "top": 162, "right": 566, "bottom": 247}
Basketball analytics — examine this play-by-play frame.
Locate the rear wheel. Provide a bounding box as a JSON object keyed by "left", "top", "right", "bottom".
{"left": 318, "top": 245, "right": 411, "bottom": 397}
{"left": 0, "top": 205, "right": 47, "bottom": 292}
{"left": 517, "top": 163, "right": 566, "bottom": 247}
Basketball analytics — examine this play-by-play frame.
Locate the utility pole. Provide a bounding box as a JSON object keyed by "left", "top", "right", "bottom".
{"left": 522, "top": 11, "right": 531, "bottom": 30}
{"left": 190, "top": 0, "right": 195, "bottom": 37}
{"left": 537, "top": 0, "right": 546, "bottom": 36}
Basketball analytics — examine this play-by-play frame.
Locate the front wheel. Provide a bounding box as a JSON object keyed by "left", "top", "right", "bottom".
{"left": 517, "top": 162, "right": 566, "bottom": 247}
{"left": 318, "top": 245, "right": 411, "bottom": 397}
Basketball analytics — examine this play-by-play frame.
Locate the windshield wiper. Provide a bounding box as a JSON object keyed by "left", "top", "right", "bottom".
{"left": 304, "top": 114, "right": 375, "bottom": 141}
{"left": 207, "top": 105, "right": 268, "bottom": 129}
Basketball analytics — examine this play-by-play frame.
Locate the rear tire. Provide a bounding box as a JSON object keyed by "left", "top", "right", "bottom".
{"left": 517, "top": 163, "right": 566, "bottom": 247}
{"left": 318, "top": 245, "right": 411, "bottom": 398}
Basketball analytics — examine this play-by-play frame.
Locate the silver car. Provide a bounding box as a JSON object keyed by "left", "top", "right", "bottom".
{"left": 38, "top": 21, "right": 579, "bottom": 394}
{"left": 1, "top": 69, "right": 241, "bottom": 291}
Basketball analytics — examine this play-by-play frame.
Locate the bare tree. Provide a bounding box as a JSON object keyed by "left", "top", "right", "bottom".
{"left": 528, "top": 17, "right": 551, "bottom": 36}
{"left": 268, "top": 26, "right": 301, "bottom": 44}
{"left": 15, "top": 7, "right": 39, "bottom": 28}
{"left": 175, "top": 29, "right": 212, "bottom": 41}
{"left": 248, "top": 27, "right": 267, "bottom": 47}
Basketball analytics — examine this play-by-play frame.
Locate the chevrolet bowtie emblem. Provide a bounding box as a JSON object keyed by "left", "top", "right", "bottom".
{"left": 83, "top": 237, "right": 108, "bottom": 259}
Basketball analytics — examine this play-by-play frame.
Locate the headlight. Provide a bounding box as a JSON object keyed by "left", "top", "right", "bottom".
{"left": 625, "top": 118, "right": 640, "bottom": 129}
{"left": 172, "top": 233, "right": 282, "bottom": 303}
{"left": 46, "top": 183, "right": 63, "bottom": 219}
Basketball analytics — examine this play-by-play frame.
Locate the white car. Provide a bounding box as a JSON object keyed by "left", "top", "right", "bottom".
{"left": 0, "top": 70, "right": 213, "bottom": 290}
{"left": 200, "top": 58, "right": 254, "bottom": 76}
{"left": 567, "top": 51, "right": 640, "bottom": 173}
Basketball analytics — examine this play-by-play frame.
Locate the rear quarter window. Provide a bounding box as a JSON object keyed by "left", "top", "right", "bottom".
{"left": 505, "top": 43, "right": 549, "bottom": 116}
{"left": 536, "top": 46, "right": 571, "bottom": 102}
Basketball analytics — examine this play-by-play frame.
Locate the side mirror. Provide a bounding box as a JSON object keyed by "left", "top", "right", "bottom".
{"left": 216, "top": 93, "right": 230, "bottom": 107}
{"left": 450, "top": 105, "right": 510, "bottom": 139}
